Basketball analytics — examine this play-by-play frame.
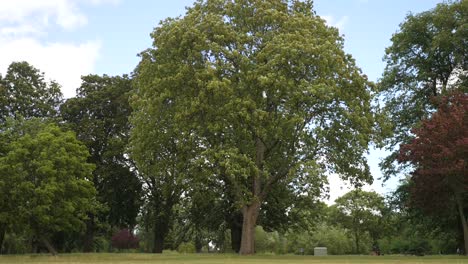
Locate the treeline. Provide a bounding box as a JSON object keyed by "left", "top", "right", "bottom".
{"left": 0, "top": 0, "right": 466, "bottom": 256}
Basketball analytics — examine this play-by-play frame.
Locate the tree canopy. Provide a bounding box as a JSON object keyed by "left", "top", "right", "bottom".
{"left": 60, "top": 74, "right": 142, "bottom": 251}
{"left": 0, "top": 119, "right": 96, "bottom": 255}
{"left": 0, "top": 61, "right": 62, "bottom": 124}
{"left": 332, "top": 189, "right": 386, "bottom": 254}
{"left": 379, "top": 0, "right": 468, "bottom": 179}
{"left": 131, "top": 0, "right": 380, "bottom": 254}
{"left": 398, "top": 92, "right": 468, "bottom": 254}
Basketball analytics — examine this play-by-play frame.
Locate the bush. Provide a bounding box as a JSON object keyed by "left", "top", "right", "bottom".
{"left": 2, "top": 232, "right": 29, "bottom": 254}
{"left": 177, "top": 242, "right": 196, "bottom": 253}
{"left": 312, "top": 223, "right": 354, "bottom": 255}
{"left": 111, "top": 229, "right": 139, "bottom": 250}
{"left": 285, "top": 223, "right": 357, "bottom": 255}
{"left": 94, "top": 235, "right": 111, "bottom": 252}
{"left": 255, "top": 226, "right": 285, "bottom": 254}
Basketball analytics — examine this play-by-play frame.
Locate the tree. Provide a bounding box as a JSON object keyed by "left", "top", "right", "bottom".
{"left": 383, "top": 180, "right": 461, "bottom": 255}
{"left": 379, "top": 0, "right": 467, "bottom": 179}
{"left": 398, "top": 92, "right": 468, "bottom": 254}
{"left": 130, "top": 94, "right": 197, "bottom": 253}
{"left": 0, "top": 61, "right": 63, "bottom": 254}
{"left": 0, "top": 119, "right": 96, "bottom": 255}
{"left": 60, "top": 74, "right": 142, "bottom": 252}
{"left": 332, "top": 189, "right": 386, "bottom": 254}
{"left": 0, "top": 61, "right": 62, "bottom": 124}
{"left": 132, "top": 0, "right": 379, "bottom": 254}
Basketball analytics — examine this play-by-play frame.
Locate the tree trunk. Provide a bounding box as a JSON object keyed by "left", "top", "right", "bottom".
{"left": 195, "top": 231, "right": 202, "bottom": 253}
{"left": 152, "top": 227, "right": 165, "bottom": 253}
{"left": 40, "top": 237, "right": 58, "bottom": 256}
{"left": 83, "top": 215, "right": 95, "bottom": 252}
{"left": 355, "top": 230, "right": 360, "bottom": 254}
{"left": 230, "top": 212, "right": 242, "bottom": 253}
{"left": 0, "top": 224, "right": 5, "bottom": 254}
{"left": 231, "top": 223, "right": 242, "bottom": 253}
{"left": 456, "top": 194, "right": 468, "bottom": 255}
{"left": 239, "top": 201, "right": 260, "bottom": 255}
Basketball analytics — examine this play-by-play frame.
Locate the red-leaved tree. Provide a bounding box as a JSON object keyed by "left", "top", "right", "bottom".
{"left": 111, "top": 229, "right": 139, "bottom": 251}
{"left": 398, "top": 92, "right": 468, "bottom": 254}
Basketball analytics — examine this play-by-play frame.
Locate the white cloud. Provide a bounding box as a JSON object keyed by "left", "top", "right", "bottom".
{"left": 0, "top": 37, "right": 100, "bottom": 98}
{"left": 322, "top": 15, "right": 349, "bottom": 32}
{"left": 0, "top": 0, "right": 87, "bottom": 30}
{"left": 0, "top": 0, "right": 114, "bottom": 98}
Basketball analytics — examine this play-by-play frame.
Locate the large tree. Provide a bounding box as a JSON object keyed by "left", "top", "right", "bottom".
{"left": 379, "top": 0, "right": 467, "bottom": 179}
{"left": 60, "top": 74, "right": 142, "bottom": 252}
{"left": 132, "top": 0, "right": 379, "bottom": 254}
{"left": 0, "top": 61, "right": 62, "bottom": 124}
{"left": 0, "top": 119, "right": 96, "bottom": 255}
{"left": 398, "top": 92, "right": 468, "bottom": 254}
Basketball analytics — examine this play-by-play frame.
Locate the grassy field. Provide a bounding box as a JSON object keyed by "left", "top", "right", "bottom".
{"left": 0, "top": 254, "right": 467, "bottom": 264}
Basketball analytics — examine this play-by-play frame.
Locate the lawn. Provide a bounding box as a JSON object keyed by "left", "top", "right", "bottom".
{"left": 0, "top": 254, "right": 467, "bottom": 264}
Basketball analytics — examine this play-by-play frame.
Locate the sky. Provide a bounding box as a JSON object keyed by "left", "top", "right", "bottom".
{"left": 0, "top": 0, "right": 444, "bottom": 203}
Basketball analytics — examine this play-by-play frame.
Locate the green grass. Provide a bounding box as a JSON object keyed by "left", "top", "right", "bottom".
{"left": 0, "top": 253, "right": 467, "bottom": 264}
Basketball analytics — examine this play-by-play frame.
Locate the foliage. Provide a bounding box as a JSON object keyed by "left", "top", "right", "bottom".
{"left": 132, "top": 0, "right": 380, "bottom": 254}
{"left": 177, "top": 242, "right": 196, "bottom": 254}
{"left": 254, "top": 226, "right": 279, "bottom": 254}
{"left": 379, "top": 0, "right": 468, "bottom": 179}
{"left": 332, "top": 190, "right": 387, "bottom": 253}
{"left": 398, "top": 93, "right": 467, "bottom": 212}
{"left": 61, "top": 74, "right": 142, "bottom": 230}
{"left": 0, "top": 119, "right": 97, "bottom": 254}
{"left": 111, "top": 229, "right": 139, "bottom": 250}
{"left": 285, "top": 223, "right": 354, "bottom": 255}
{"left": 397, "top": 92, "right": 468, "bottom": 253}
{"left": 311, "top": 223, "right": 354, "bottom": 255}
{"left": 0, "top": 61, "right": 62, "bottom": 124}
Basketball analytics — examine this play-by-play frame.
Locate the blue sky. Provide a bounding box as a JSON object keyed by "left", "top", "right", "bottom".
{"left": 0, "top": 0, "right": 444, "bottom": 201}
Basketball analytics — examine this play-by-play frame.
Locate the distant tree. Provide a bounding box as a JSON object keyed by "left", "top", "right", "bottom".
{"left": 0, "top": 119, "right": 96, "bottom": 255}
{"left": 0, "top": 61, "right": 62, "bottom": 124}
{"left": 60, "top": 74, "right": 142, "bottom": 252}
{"left": 379, "top": 0, "right": 468, "bottom": 179}
{"left": 132, "top": 0, "right": 380, "bottom": 254}
{"left": 398, "top": 92, "right": 468, "bottom": 254}
{"left": 383, "top": 180, "right": 461, "bottom": 255}
{"left": 130, "top": 94, "right": 196, "bottom": 253}
{"left": 333, "top": 189, "right": 386, "bottom": 254}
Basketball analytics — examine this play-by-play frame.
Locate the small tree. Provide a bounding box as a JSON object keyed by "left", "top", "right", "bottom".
{"left": 398, "top": 92, "right": 468, "bottom": 254}
{"left": 333, "top": 190, "right": 386, "bottom": 254}
{"left": 0, "top": 119, "right": 96, "bottom": 255}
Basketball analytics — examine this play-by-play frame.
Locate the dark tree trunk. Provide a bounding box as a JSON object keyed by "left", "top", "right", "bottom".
{"left": 195, "top": 233, "right": 203, "bottom": 253}
{"left": 239, "top": 201, "right": 260, "bottom": 255}
{"left": 231, "top": 223, "right": 242, "bottom": 253}
{"left": 83, "top": 215, "right": 95, "bottom": 253}
{"left": 0, "top": 224, "right": 5, "bottom": 254}
{"left": 152, "top": 229, "right": 165, "bottom": 253}
{"left": 40, "top": 237, "right": 58, "bottom": 256}
{"left": 355, "top": 229, "right": 360, "bottom": 254}
{"left": 456, "top": 195, "right": 468, "bottom": 255}
{"left": 230, "top": 212, "right": 242, "bottom": 253}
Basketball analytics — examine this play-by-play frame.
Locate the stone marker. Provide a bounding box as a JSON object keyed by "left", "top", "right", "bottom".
{"left": 314, "top": 247, "right": 327, "bottom": 256}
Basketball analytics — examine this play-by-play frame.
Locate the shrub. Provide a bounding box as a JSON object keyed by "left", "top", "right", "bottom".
{"left": 177, "top": 242, "right": 196, "bottom": 253}
{"left": 312, "top": 223, "right": 354, "bottom": 255}
{"left": 111, "top": 229, "right": 139, "bottom": 250}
